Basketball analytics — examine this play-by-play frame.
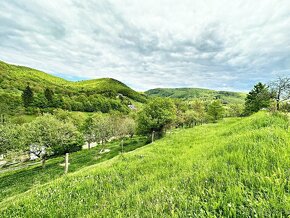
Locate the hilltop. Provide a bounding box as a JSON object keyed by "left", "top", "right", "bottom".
{"left": 146, "top": 87, "right": 246, "bottom": 104}
{"left": 1, "top": 112, "right": 289, "bottom": 217}
{"left": 0, "top": 61, "right": 146, "bottom": 114}
{"left": 0, "top": 60, "right": 146, "bottom": 101}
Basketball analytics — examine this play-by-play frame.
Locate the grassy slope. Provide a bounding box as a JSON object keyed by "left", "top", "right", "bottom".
{"left": 1, "top": 112, "right": 290, "bottom": 217}
{"left": 0, "top": 60, "right": 146, "bottom": 102}
{"left": 0, "top": 136, "right": 147, "bottom": 202}
{"left": 145, "top": 87, "right": 246, "bottom": 104}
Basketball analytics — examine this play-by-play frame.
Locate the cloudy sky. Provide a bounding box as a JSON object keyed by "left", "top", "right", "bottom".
{"left": 0, "top": 0, "right": 290, "bottom": 91}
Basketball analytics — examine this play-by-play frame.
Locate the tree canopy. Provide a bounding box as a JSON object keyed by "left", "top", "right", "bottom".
{"left": 244, "top": 82, "right": 271, "bottom": 115}
{"left": 207, "top": 100, "right": 224, "bottom": 122}
{"left": 23, "top": 114, "right": 84, "bottom": 167}
{"left": 137, "top": 98, "right": 176, "bottom": 135}
{"left": 22, "top": 85, "right": 34, "bottom": 108}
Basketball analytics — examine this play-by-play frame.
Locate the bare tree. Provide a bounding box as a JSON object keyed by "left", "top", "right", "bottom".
{"left": 269, "top": 77, "right": 290, "bottom": 110}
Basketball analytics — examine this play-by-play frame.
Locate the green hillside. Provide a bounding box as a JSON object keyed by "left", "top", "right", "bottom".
{"left": 0, "top": 60, "right": 147, "bottom": 114}
{"left": 1, "top": 112, "right": 289, "bottom": 217}
{"left": 0, "top": 60, "right": 145, "bottom": 101}
{"left": 146, "top": 88, "right": 246, "bottom": 104}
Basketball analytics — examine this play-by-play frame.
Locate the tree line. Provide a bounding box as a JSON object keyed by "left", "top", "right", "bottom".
{"left": 244, "top": 76, "right": 290, "bottom": 115}
{"left": 1, "top": 76, "right": 289, "bottom": 170}
{"left": 0, "top": 112, "right": 136, "bottom": 168}
{"left": 0, "top": 96, "right": 230, "bottom": 168}
{"left": 21, "top": 86, "right": 131, "bottom": 114}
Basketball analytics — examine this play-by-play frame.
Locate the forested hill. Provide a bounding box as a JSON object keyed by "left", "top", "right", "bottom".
{"left": 145, "top": 88, "right": 246, "bottom": 104}
{"left": 0, "top": 60, "right": 146, "bottom": 114}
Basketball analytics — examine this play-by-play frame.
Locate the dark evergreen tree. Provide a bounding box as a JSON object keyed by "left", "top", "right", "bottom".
{"left": 22, "top": 85, "right": 34, "bottom": 108}
{"left": 244, "top": 82, "right": 271, "bottom": 115}
{"left": 44, "top": 88, "right": 54, "bottom": 103}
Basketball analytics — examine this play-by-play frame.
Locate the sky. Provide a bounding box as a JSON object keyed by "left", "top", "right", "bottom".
{"left": 0, "top": 0, "right": 290, "bottom": 91}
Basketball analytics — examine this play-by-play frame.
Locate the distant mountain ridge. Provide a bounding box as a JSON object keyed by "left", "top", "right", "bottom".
{"left": 0, "top": 60, "right": 147, "bottom": 114}
{"left": 145, "top": 87, "right": 246, "bottom": 104}
{"left": 0, "top": 60, "right": 146, "bottom": 102}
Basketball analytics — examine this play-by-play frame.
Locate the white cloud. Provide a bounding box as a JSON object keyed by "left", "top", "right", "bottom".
{"left": 0, "top": 0, "right": 290, "bottom": 91}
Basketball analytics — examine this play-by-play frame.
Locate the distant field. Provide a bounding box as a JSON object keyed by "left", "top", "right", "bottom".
{"left": 1, "top": 112, "right": 289, "bottom": 217}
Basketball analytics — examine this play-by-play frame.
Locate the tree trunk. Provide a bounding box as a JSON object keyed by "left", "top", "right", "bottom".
{"left": 121, "top": 139, "right": 124, "bottom": 153}
{"left": 41, "top": 158, "right": 46, "bottom": 168}
{"left": 100, "top": 139, "right": 105, "bottom": 153}
{"left": 64, "top": 153, "right": 69, "bottom": 174}
{"left": 276, "top": 99, "right": 280, "bottom": 111}
{"left": 151, "top": 131, "right": 155, "bottom": 143}
{"left": 88, "top": 142, "right": 91, "bottom": 149}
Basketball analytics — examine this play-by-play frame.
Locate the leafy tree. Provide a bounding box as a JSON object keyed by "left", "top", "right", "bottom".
{"left": 0, "top": 124, "right": 24, "bottom": 155}
{"left": 117, "top": 117, "right": 136, "bottom": 138}
{"left": 0, "top": 92, "right": 22, "bottom": 115}
{"left": 227, "top": 103, "right": 244, "bottom": 117}
{"left": 174, "top": 100, "right": 188, "bottom": 128}
{"left": 269, "top": 76, "right": 290, "bottom": 110}
{"left": 244, "top": 82, "right": 271, "bottom": 115}
{"left": 184, "top": 110, "right": 198, "bottom": 127}
{"left": 23, "top": 114, "right": 84, "bottom": 168}
{"left": 207, "top": 100, "right": 224, "bottom": 122}
{"left": 189, "top": 100, "right": 207, "bottom": 124}
{"left": 92, "top": 113, "right": 114, "bottom": 151}
{"left": 33, "top": 93, "right": 47, "bottom": 108}
{"left": 22, "top": 85, "right": 34, "bottom": 108}
{"left": 110, "top": 116, "right": 136, "bottom": 153}
{"left": 82, "top": 116, "right": 95, "bottom": 149}
{"left": 137, "top": 98, "right": 176, "bottom": 136}
{"left": 53, "top": 109, "right": 86, "bottom": 130}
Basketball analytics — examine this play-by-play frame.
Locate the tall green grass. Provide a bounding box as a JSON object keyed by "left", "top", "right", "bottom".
{"left": 0, "top": 112, "right": 289, "bottom": 217}
{"left": 0, "top": 136, "right": 147, "bottom": 203}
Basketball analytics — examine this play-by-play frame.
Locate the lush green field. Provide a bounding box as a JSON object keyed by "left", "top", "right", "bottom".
{"left": 0, "top": 136, "right": 147, "bottom": 203}
{"left": 146, "top": 87, "right": 246, "bottom": 104}
{"left": 0, "top": 112, "right": 289, "bottom": 217}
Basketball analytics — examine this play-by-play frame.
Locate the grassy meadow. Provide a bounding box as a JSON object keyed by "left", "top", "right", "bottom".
{"left": 0, "top": 136, "right": 147, "bottom": 203}
{"left": 0, "top": 112, "right": 289, "bottom": 217}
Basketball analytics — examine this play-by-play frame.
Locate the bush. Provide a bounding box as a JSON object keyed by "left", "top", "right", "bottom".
{"left": 137, "top": 98, "right": 176, "bottom": 135}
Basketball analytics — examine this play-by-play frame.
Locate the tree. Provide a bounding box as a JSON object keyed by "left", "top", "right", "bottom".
{"left": 269, "top": 76, "right": 290, "bottom": 110}
{"left": 227, "top": 103, "right": 244, "bottom": 117}
{"left": 92, "top": 114, "right": 114, "bottom": 152}
{"left": 82, "top": 116, "right": 95, "bottom": 149}
{"left": 189, "top": 100, "right": 207, "bottom": 124}
{"left": 23, "top": 114, "right": 83, "bottom": 168}
{"left": 53, "top": 109, "right": 87, "bottom": 130}
{"left": 184, "top": 110, "right": 198, "bottom": 127}
{"left": 137, "top": 98, "right": 176, "bottom": 137}
{"left": 174, "top": 100, "right": 188, "bottom": 128}
{"left": 22, "top": 85, "right": 34, "bottom": 107}
{"left": 0, "top": 124, "right": 24, "bottom": 155}
{"left": 207, "top": 100, "right": 224, "bottom": 122}
{"left": 44, "top": 88, "right": 54, "bottom": 103}
{"left": 244, "top": 82, "right": 271, "bottom": 115}
{"left": 114, "top": 117, "right": 136, "bottom": 153}
{"left": 116, "top": 117, "right": 136, "bottom": 138}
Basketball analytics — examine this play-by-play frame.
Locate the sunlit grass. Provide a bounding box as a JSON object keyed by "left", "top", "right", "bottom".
{"left": 0, "top": 112, "right": 289, "bottom": 217}
{"left": 0, "top": 136, "right": 147, "bottom": 202}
